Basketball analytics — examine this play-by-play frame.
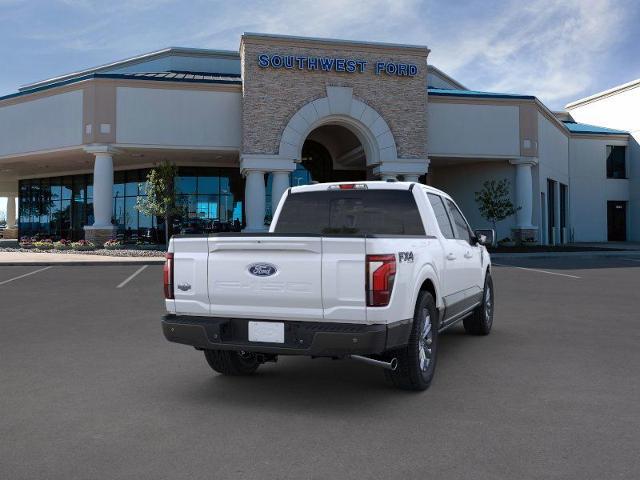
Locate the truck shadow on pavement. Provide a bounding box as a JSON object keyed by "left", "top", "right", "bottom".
{"left": 170, "top": 326, "right": 475, "bottom": 416}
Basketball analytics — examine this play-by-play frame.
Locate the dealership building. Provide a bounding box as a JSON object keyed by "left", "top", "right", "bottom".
{"left": 0, "top": 33, "right": 637, "bottom": 244}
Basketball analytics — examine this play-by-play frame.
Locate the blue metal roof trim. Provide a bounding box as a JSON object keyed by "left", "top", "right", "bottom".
{"left": 562, "top": 121, "right": 628, "bottom": 135}
{"left": 428, "top": 87, "right": 535, "bottom": 100}
{"left": 0, "top": 72, "right": 242, "bottom": 102}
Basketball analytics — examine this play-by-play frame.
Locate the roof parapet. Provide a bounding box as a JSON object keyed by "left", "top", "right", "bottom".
{"left": 565, "top": 78, "right": 640, "bottom": 109}
{"left": 19, "top": 47, "right": 240, "bottom": 93}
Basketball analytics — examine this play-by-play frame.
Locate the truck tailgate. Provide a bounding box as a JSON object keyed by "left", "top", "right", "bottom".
{"left": 207, "top": 236, "right": 323, "bottom": 321}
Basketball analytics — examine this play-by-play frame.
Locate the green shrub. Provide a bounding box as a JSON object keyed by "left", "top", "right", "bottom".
{"left": 33, "top": 240, "right": 54, "bottom": 250}
{"left": 71, "top": 240, "right": 96, "bottom": 251}
{"left": 103, "top": 239, "right": 123, "bottom": 250}
{"left": 54, "top": 240, "right": 73, "bottom": 250}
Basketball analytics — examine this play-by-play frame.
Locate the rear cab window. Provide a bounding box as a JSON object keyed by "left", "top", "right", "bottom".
{"left": 273, "top": 189, "right": 425, "bottom": 236}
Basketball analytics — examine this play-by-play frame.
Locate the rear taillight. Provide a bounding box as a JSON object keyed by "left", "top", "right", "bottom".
{"left": 366, "top": 254, "right": 396, "bottom": 307}
{"left": 164, "top": 252, "right": 174, "bottom": 299}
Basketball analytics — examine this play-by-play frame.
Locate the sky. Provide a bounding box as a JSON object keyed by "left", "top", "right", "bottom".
{"left": 1, "top": 0, "right": 639, "bottom": 214}
{"left": 0, "top": 0, "right": 639, "bottom": 109}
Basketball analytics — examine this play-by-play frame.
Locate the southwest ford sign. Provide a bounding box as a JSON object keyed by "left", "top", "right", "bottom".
{"left": 257, "top": 54, "right": 418, "bottom": 77}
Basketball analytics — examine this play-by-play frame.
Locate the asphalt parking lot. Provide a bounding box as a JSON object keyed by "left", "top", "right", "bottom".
{"left": 1, "top": 256, "right": 640, "bottom": 479}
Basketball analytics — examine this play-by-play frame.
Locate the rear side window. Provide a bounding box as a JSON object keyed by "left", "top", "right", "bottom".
{"left": 445, "top": 198, "right": 473, "bottom": 243}
{"left": 427, "top": 193, "right": 455, "bottom": 239}
{"left": 274, "top": 189, "right": 425, "bottom": 235}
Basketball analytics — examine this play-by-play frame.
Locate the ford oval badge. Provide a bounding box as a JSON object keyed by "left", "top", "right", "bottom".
{"left": 248, "top": 263, "right": 277, "bottom": 277}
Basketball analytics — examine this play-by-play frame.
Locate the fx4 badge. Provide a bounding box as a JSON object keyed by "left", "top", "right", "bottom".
{"left": 399, "top": 251, "right": 414, "bottom": 263}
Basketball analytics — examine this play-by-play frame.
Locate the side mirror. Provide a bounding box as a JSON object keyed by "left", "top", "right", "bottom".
{"left": 474, "top": 229, "right": 495, "bottom": 247}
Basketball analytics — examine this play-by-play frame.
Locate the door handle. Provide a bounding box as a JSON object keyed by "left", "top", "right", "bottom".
{"left": 447, "top": 253, "right": 456, "bottom": 261}
{"left": 464, "top": 251, "right": 473, "bottom": 259}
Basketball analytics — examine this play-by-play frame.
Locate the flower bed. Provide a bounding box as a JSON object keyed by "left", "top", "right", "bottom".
{"left": 33, "top": 240, "right": 54, "bottom": 250}
{"left": 104, "top": 239, "right": 123, "bottom": 250}
{"left": 54, "top": 239, "right": 73, "bottom": 250}
{"left": 0, "top": 246, "right": 165, "bottom": 257}
{"left": 3, "top": 237, "right": 165, "bottom": 256}
{"left": 19, "top": 236, "right": 34, "bottom": 249}
{"left": 70, "top": 240, "right": 96, "bottom": 251}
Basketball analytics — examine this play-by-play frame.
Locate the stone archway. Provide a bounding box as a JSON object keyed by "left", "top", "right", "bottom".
{"left": 278, "top": 86, "right": 398, "bottom": 168}
{"left": 240, "top": 86, "right": 429, "bottom": 231}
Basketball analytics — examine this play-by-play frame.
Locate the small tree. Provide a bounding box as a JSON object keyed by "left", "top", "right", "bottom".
{"left": 474, "top": 179, "right": 519, "bottom": 234}
{"left": 136, "top": 161, "right": 182, "bottom": 245}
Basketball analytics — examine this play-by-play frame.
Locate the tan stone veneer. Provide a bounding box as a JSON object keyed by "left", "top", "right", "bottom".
{"left": 240, "top": 34, "right": 429, "bottom": 160}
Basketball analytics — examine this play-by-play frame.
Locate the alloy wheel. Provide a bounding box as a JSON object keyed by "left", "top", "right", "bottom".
{"left": 418, "top": 308, "right": 433, "bottom": 372}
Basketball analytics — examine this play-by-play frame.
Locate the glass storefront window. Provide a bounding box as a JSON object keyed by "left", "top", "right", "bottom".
{"left": 175, "top": 175, "right": 197, "bottom": 195}
{"left": 87, "top": 175, "right": 93, "bottom": 200}
{"left": 265, "top": 163, "right": 312, "bottom": 222}
{"left": 125, "top": 197, "right": 139, "bottom": 232}
{"left": 18, "top": 166, "right": 244, "bottom": 241}
{"left": 62, "top": 178, "right": 72, "bottom": 200}
{"left": 125, "top": 172, "right": 139, "bottom": 197}
{"left": 198, "top": 176, "right": 219, "bottom": 195}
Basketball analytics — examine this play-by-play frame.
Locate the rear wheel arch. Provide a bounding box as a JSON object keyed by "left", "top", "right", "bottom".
{"left": 413, "top": 269, "right": 442, "bottom": 315}
{"left": 484, "top": 264, "right": 492, "bottom": 285}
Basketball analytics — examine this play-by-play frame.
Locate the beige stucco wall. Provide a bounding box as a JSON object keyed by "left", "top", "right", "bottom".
{"left": 0, "top": 90, "right": 83, "bottom": 157}
{"left": 567, "top": 86, "right": 640, "bottom": 241}
{"left": 569, "top": 136, "right": 629, "bottom": 242}
{"left": 427, "top": 101, "right": 520, "bottom": 157}
{"left": 240, "top": 35, "right": 428, "bottom": 160}
{"left": 430, "top": 161, "right": 517, "bottom": 240}
{"left": 116, "top": 86, "right": 242, "bottom": 148}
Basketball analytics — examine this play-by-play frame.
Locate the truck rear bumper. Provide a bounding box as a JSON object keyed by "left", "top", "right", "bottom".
{"left": 162, "top": 315, "right": 412, "bottom": 357}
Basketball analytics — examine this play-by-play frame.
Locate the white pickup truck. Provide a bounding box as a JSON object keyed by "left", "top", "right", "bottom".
{"left": 162, "top": 181, "right": 494, "bottom": 390}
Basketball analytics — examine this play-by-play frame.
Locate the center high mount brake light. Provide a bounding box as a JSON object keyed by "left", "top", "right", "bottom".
{"left": 327, "top": 183, "right": 368, "bottom": 190}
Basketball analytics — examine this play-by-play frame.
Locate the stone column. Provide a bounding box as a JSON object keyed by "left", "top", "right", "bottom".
{"left": 240, "top": 154, "right": 296, "bottom": 232}
{"left": 373, "top": 159, "right": 429, "bottom": 183}
{"left": 83, "top": 146, "right": 117, "bottom": 245}
{"left": 6, "top": 195, "right": 16, "bottom": 228}
{"left": 244, "top": 170, "right": 266, "bottom": 232}
{"left": 271, "top": 171, "right": 290, "bottom": 214}
{"left": 510, "top": 158, "right": 538, "bottom": 242}
{"left": 2, "top": 195, "right": 18, "bottom": 240}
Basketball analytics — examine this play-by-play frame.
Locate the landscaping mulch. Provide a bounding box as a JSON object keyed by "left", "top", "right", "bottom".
{"left": 0, "top": 247, "right": 165, "bottom": 257}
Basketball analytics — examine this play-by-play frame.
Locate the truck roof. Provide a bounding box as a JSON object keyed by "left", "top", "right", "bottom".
{"left": 289, "top": 181, "right": 451, "bottom": 198}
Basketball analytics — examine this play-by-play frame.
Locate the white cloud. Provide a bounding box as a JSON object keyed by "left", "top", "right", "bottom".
{"left": 427, "top": 0, "right": 628, "bottom": 107}
{"left": 3, "top": 0, "right": 635, "bottom": 109}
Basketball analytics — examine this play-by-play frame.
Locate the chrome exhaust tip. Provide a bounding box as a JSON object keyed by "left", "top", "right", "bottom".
{"left": 350, "top": 354, "right": 398, "bottom": 371}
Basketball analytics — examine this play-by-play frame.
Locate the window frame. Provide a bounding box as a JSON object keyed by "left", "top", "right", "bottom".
{"left": 273, "top": 189, "right": 426, "bottom": 236}
{"left": 606, "top": 145, "right": 627, "bottom": 179}
{"left": 426, "top": 192, "right": 455, "bottom": 240}
{"left": 444, "top": 197, "right": 474, "bottom": 244}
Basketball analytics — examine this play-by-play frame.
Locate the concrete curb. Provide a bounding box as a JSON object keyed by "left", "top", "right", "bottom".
{"left": 491, "top": 250, "right": 640, "bottom": 260}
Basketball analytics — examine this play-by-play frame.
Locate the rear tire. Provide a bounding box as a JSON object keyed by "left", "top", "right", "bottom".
{"left": 463, "top": 273, "right": 494, "bottom": 335}
{"left": 384, "top": 291, "right": 439, "bottom": 391}
{"left": 204, "top": 349, "right": 260, "bottom": 376}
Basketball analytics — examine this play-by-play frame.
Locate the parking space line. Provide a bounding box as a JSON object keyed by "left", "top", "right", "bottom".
{"left": 0, "top": 266, "right": 53, "bottom": 286}
{"left": 116, "top": 265, "right": 149, "bottom": 289}
{"left": 492, "top": 263, "right": 581, "bottom": 279}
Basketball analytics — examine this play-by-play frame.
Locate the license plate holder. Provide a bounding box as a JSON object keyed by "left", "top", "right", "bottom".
{"left": 248, "top": 321, "right": 285, "bottom": 343}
